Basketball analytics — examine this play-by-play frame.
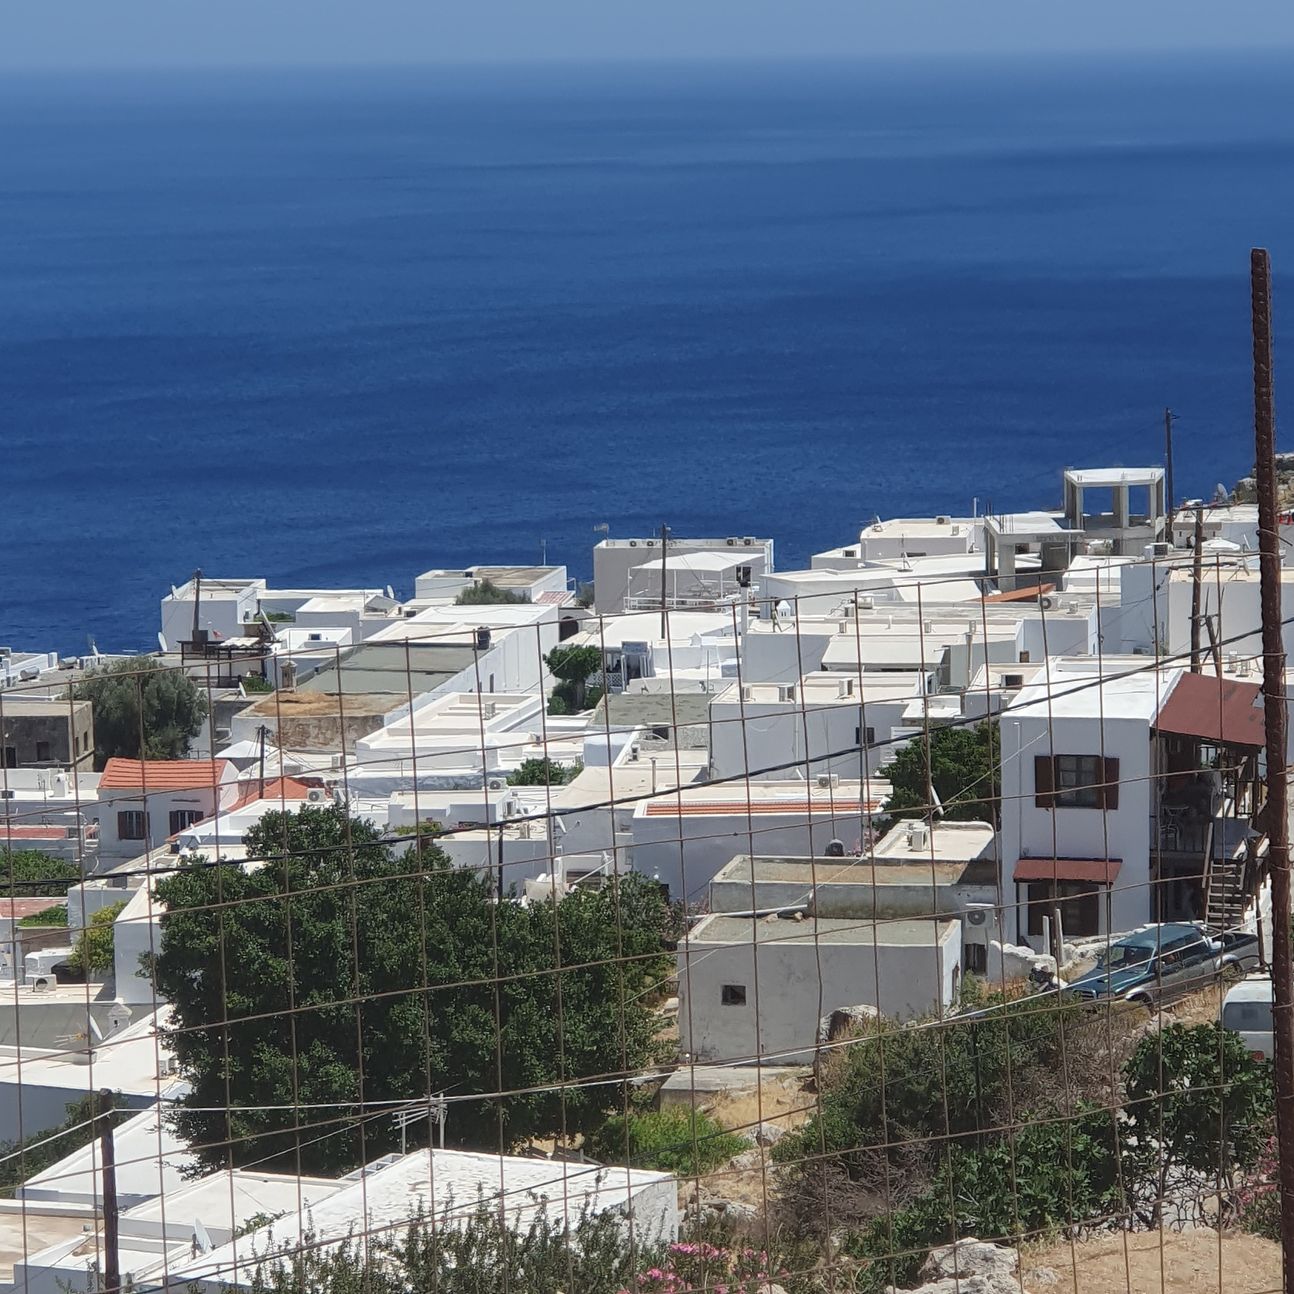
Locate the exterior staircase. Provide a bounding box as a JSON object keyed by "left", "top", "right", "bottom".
{"left": 1204, "top": 847, "right": 1251, "bottom": 932}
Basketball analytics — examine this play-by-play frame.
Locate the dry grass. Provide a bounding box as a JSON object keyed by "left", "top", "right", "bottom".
{"left": 706, "top": 1075, "right": 815, "bottom": 1138}
{"left": 1022, "top": 1229, "right": 1281, "bottom": 1294}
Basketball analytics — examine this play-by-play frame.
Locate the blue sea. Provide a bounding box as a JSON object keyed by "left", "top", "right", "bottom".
{"left": 2, "top": 54, "right": 1293, "bottom": 653}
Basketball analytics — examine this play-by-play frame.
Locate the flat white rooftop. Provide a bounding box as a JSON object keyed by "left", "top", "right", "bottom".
{"left": 168, "top": 1148, "right": 673, "bottom": 1289}
{"left": 19, "top": 1106, "right": 195, "bottom": 1208}
{"left": 635, "top": 778, "right": 892, "bottom": 817}
{"left": 1065, "top": 467, "right": 1164, "bottom": 487}
{"left": 872, "top": 819, "right": 996, "bottom": 864}
{"left": 1011, "top": 657, "right": 1180, "bottom": 722}
{"left": 688, "top": 913, "right": 958, "bottom": 946}
{"left": 571, "top": 611, "right": 737, "bottom": 649}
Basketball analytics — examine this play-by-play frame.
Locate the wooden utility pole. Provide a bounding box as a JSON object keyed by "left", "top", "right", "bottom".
{"left": 1190, "top": 507, "right": 1205, "bottom": 672}
{"left": 98, "top": 1088, "right": 120, "bottom": 1294}
{"left": 1251, "top": 247, "right": 1294, "bottom": 1294}
{"left": 1164, "top": 406, "right": 1177, "bottom": 532}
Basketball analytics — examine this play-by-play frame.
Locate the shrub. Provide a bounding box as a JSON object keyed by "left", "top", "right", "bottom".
{"left": 241, "top": 674, "right": 274, "bottom": 694}
{"left": 586, "top": 1108, "right": 746, "bottom": 1177}
{"left": 18, "top": 904, "right": 67, "bottom": 927}
{"left": 507, "top": 758, "right": 583, "bottom": 786}
{"left": 455, "top": 579, "right": 525, "bottom": 605}
{"left": 69, "top": 901, "right": 126, "bottom": 976}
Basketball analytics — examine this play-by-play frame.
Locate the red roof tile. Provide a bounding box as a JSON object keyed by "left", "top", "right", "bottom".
{"left": 1155, "top": 673, "right": 1265, "bottom": 749}
{"left": 229, "top": 777, "right": 314, "bottom": 809}
{"left": 99, "top": 758, "right": 230, "bottom": 791}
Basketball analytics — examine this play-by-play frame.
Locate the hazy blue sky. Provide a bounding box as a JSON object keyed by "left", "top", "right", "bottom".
{"left": 3, "top": 0, "right": 1291, "bottom": 69}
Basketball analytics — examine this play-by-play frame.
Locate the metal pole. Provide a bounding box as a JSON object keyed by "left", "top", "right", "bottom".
{"left": 659, "top": 523, "right": 670, "bottom": 639}
{"left": 98, "top": 1088, "right": 119, "bottom": 1294}
{"left": 1164, "top": 406, "right": 1176, "bottom": 533}
{"left": 1191, "top": 507, "right": 1204, "bottom": 672}
{"left": 1251, "top": 247, "right": 1294, "bottom": 1294}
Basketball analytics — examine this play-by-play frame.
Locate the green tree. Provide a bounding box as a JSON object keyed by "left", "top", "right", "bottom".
{"left": 1122, "top": 1022, "right": 1271, "bottom": 1225}
{"left": 0, "top": 851, "right": 80, "bottom": 897}
{"left": 75, "top": 658, "right": 208, "bottom": 767}
{"left": 455, "top": 579, "right": 525, "bottom": 606}
{"left": 506, "top": 758, "right": 583, "bottom": 787}
{"left": 152, "top": 805, "right": 672, "bottom": 1175}
{"left": 544, "top": 645, "right": 602, "bottom": 713}
{"left": 845, "top": 1109, "right": 1122, "bottom": 1292}
{"left": 69, "top": 900, "right": 126, "bottom": 976}
{"left": 880, "top": 722, "right": 999, "bottom": 825}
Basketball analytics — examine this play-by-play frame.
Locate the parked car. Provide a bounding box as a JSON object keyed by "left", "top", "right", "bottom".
{"left": 1064, "top": 923, "right": 1219, "bottom": 1009}
{"left": 1221, "top": 975, "right": 1273, "bottom": 1059}
{"left": 1214, "top": 929, "right": 1263, "bottom": 976}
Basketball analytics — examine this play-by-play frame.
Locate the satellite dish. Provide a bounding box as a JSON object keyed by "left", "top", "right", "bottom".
{"left": 87, "top": 1016, "right": 104, "bottom": 1043}
{"left": 157, "top": 633, "right": 169, "bottom": 654}
{"left": 193, "top": 1218, "right": 214, "bottom": 1253}
{"left": 385, "top": 585, "right": 395, "bottom": 600}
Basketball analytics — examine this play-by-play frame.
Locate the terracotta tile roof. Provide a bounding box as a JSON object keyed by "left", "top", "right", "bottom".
{"left": 229, "top": 777, "right": 314, "bottom": 809}
{"left": 99, "top": 758, "right": 230, "bottom": 791}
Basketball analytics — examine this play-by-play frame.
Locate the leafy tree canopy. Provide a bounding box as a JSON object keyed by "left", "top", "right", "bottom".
{"left": 880, "top": 721, "right": 999, "bottom": 824}
{"left": 0, "top": 851, "right": 80, "bottom": 898}
{"left": 152, "top": 805, "right": 672, "bottom": 1175}
{"left": 455, "top": 579, "right": 525, "bottom": 606}
{"left": 69, "top": 900, "right": 127, "bottom": 976}
{"left": 507, "top": 758, "right": 583, "bottom": 787}
{"left": 75, "top": 657, "right": 208, "bottom": 768}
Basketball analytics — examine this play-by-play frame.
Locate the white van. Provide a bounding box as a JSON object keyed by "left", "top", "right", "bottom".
{"left": 1221, "top": 975, "right": 1274, "bottom": 1060}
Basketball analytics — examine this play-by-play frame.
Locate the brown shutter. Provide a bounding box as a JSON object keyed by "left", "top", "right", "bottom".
{"left": 1101, "top": 757, "right": 1120, "bottom": 811}
{"left": 1034, "top": 755, "right": 1055, "bottom": 808}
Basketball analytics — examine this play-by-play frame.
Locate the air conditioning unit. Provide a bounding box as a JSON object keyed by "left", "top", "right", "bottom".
{"left": 777, "top": 685, "right": 796, "bottom": 703}
{"left": 1040, "top": 596, "right": 1056, "bottom": 610}
{"left": 906, "top": 821, "right": 929, "bottom": 851}
{"left": 726, "top": 537, "right": 738, "bottom": 546}
{"left": 962, "top": 904, "right": 1001, "bottom": 961}
{"left": 645, "top": 539, "right": 656, "bottom": 547}
{"left": 488, "top": 778, "right": 505, "bottom": 791}
{"left": 1148, "top": 541, "right": 1172, "bottom": 558}
{"left": 936, "top": 515, "right": 951, "bottom": 525}
{"left": 816, "top": 773, "right": 840, "bottom": 789}
{"left": 740, "top": 685, "right": 752, "bottom": 702}
{"left": 306, "top": 788, "right": 327, "bottom": 803}
{"left": 628, "top": 540, "right": 638, "bottom": 547}
{"left": 857, "top": 596, "right": 874, "bottom": 611}
{"left": 743, "top": 537, "right": 756, "bottom": 546}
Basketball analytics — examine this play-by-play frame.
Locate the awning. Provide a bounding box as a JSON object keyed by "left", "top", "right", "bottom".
{"left": 1154, "top": 672, "right": 1264, "bottom": 749}
{"left": 1013, "top": 858, "right": 1122, "bottom": 885}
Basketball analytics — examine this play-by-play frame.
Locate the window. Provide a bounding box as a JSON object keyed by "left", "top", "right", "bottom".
{"left": 1035, "top": 755, "right": 1119, "bottom": 810}
{"left": 1, "top": 747, "right": 14, "bottom": 769}
{"left": 1055, "top": 755, "right": 1103, "bottom": 809}
{"left": 652, "top": 726, "right": 671, "bottom": 741}
{"left": 721, "top": 984, "right": 747, "bottom": 1006}
{"left": 35, "top": 742, "right": 50, "bottom": 762}
{"left": 1026, "top": 881, "right": 1100, "bottom": 937}
{"left": 118, "top": 810, "right": 149, "bottom": 841}
{"left": 169, "top": 809, "right": 204, "bottom": 833}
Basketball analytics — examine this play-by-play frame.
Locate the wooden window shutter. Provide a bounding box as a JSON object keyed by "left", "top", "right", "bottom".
{"left": 1101, "top": 757, "right": 1120, "bottom": 810}
{"left": 1034, "top": 755, "right": 1055, "bottom": 808}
